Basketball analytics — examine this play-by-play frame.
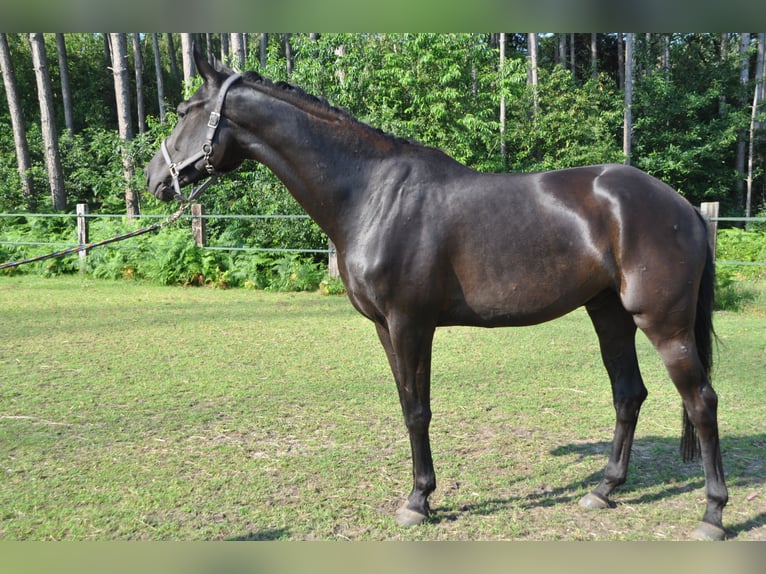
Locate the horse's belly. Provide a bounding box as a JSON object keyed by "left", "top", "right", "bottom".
{"left": 442, "top": 260, "right": 611, "bottom": 327}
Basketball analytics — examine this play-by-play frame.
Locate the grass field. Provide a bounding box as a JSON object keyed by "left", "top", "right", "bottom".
{"left": 1, "top": 275, "right": 764, "bottom": 540}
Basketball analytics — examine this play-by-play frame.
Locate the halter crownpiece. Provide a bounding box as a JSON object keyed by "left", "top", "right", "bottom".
{"left": 160, "top": 73, "right": 242, "bottom": 202}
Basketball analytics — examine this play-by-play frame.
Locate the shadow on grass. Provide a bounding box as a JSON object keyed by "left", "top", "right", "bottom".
{"left": 432, "top": 433, "right": 765, "bottom": 539}
{"left": 227, "top": 528, "right": 290, "bottom": 541}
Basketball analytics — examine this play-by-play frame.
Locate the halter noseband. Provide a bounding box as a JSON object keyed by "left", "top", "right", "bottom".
{"left": 160, "top": 72, "right": 242, "bottom": 202}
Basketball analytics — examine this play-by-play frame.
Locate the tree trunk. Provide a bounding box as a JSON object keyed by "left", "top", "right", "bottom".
{"left": 109, "top": 33, "right": 139, "bottom": 218}
{"left": 756, "top": 33, "right": 766, "bottom": 132}
{"left": 0, "top": 33, "right": 35, "bottom": 209}
{"left": 151, "top": 33, "right": 166, "bottom": 123}
{"left": 617, "top": 33, "right": 625, "bottom": 90}
{"left": 230, "top": 33, "right": 245, "bottom": 69}
{"left": 220, "top": 32, "right": 229, "bottom": 62}
{"left": 205, "top": 33, "right": 214, "bottom": 64}
{"left": 661, "top": 34, "right": 670, "bottom": 75}
{"left": 591, "top": 33, "right": 598, "bottom": 81}
{"left": 180, "top": 33, "right": 195, "bottom": 91}
{"left": 260, "top": 33, "right": 268, "bottom": 68}
{"left": 499, "top": 33, "right": 506, "bottom": 169}
{"left": 527, "top": 33, "right": 539, "bottom": 116}
{"left": 623, "top": 33, "right": 634, "bottom": 165}
{"left": 570, "top": 33, "right": 575, "bottom": 76}
{"left": 29, "top": 33, "right": 66, "bottom": 211}
{"left": 55, "top": 33, "right": 75, "bottom": 137}
{"left": 736, "top": 33, "right": 751, "bottom": 210}
{"left": 558, "top": 34, "right": 566, "bottom": 68}
{"left": 285, "top": 33, "right": 292, "bottom": 77}
{"left": 167, "top": 33, "right": 180, "bottom": 83}
{"left": 747, "top": 33, "right": 765, "bottom": 222}
{"left": 133, "top": 33, "right": 146, "bottom": 133}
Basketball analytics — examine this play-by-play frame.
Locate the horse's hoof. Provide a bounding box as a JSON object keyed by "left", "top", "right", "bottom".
{"left": 578, "top": 492, "right": 614, "bottom": 510}
{"left": 690, "top": 522, "right": 726, "bottom": 541}
{"left": 395, "top": 505, "right": 428, "bottom": 527}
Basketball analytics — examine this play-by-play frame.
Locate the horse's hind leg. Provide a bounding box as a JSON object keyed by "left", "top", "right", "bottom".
{"left": 639, "top": 323, "right": 728, "bottom": 540}
{"left": 581, "top": 291, "right": 648, "bottom": 509}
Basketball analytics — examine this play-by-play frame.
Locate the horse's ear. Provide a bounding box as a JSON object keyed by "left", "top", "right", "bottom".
{"left": 193, "top": 45, "right": 222, "bottom": 85}
{"left": 211, "top": 54, "right": 236, "bottom": 76}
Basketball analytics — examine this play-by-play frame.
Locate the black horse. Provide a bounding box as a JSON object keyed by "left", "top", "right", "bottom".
{"left": 145, "top": 51, "right": 727, "bottom": 540}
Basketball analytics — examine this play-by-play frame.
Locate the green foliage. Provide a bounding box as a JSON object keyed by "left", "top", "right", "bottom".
{"left": 713, "top": 227, "right": 765, "bottom": 310}
{"left": 716, "top": 227, "right": 766, "bottom": 278}
{"left": 633, "top": 73, "right": 745, "bottom": 207}
{"left": 2, "top": 33, "right": 766, "bottom": 291}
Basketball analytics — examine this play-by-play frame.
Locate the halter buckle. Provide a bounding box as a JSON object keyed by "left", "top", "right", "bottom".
{"left": 207, "top": 111, "right": 221, "bottom": 129}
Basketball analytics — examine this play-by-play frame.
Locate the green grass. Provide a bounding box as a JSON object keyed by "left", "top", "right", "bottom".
{"left": 1, "top": 276, "right": 764, "bottom": 540}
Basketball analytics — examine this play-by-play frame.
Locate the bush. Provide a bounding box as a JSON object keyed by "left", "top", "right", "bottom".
{"left": 716, "top": 228, "right": 766, "bottom": 279}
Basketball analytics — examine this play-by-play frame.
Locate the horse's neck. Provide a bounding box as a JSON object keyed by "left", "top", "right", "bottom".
{"left": 233, "top": 90, "right": 389, "bottom": 244}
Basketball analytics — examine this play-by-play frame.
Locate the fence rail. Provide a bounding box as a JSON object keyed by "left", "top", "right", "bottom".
{"left": 1, "top": 202, "right": 764, "bottom": 274}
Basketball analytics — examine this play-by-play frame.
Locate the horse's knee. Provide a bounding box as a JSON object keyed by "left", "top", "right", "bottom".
{"left": 402, "top": 405, "right": 431, "bottom": 432}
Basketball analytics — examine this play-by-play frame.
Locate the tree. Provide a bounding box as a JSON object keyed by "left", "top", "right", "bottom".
{"left": 746, "top": 33, "right": 765, "bottom": 220}
{"left": 133, "top": 33, "right": 146, "bottom": 133}
{"left": 29, "top": 33, "right": 66, "bottom": 211}
{"left": 166, "top": 33, "right": 180, "bottom": 84}
{"left": 230, "top": 33, "right": 245, "bottom": 69}
{"left": 736, "top": 33, "right": 751, "bottom": 209}
{"left": 108, "top": 33, "right": 139, "bottom": 218}
{"left": 151, "top": 33, "right": 166, "bottom": 123}
{"left": 623, "top": 33, "right": 634, "bottom": 164}
{"left": 499, "top": 32, "right": 507, "bottom": 168}
{"left": 590, "top": 33, "right": 598, "bottom": 81}
{"left": 0, "top": 33, "right": 35, "bottom": 209}
{"left": 180, "top": 33, "right": 195, "bottom": 90}
{"left": 55, "top": 33, "right": 75, "bottom": 136}
{"left": 527, "top": 33, "right": 539, "bottom": 116}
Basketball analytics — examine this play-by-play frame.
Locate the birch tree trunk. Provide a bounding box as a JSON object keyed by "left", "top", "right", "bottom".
{"left": 527, "top": 32, "right": 539, "bottom": 116}
{"left": 109, "top": 33, "right": 139, "bottom": 218}
{"left": 151, "top": 33, "right": 166, "bottom": 123}
{"left": 180, "top": 33, "right": 195, "bottom": 91}
{"left": 591, "top": 33, "right": 598, "bottom": 81}
{"left": 617, "top": 33, "right": 625, "bottom": 90}
{"left": 220, "top": 32, "right": 229, "bottom": 63}
{"left": 736, "top": 33, "right": 751, "bottom": 209}
{"left": 0, "top": 33, "right": 35, "bottom": 208}
{"left": 285, "top": 33, "right": 292, "bottom": 77}
{"left": 230, "top": 33, "right": 245, "bottom": 69}
{"left": 260, "top": 33, "right": 268, "bottom": 68}
{"left": 623, "top": 33, "right": 634, "bottom": 165}
{"left": 167, "top": 33, "right": 180, "bottom": 83}
{"left": 133, "top": 33, "right": 146, "bottom": 133}
{"left": 55, "top": 33, "right": 75, "bottom": 137}
{"left": 746, "top": 33, "right": 765, "bottom": 222}
{"left": 29, "top": 33, "right": 66, "bottom": 211}
{"left": 499, "top": 33, "right": 506, "bottom": 169}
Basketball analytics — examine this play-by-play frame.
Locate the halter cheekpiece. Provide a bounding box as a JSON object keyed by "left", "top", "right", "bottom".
{"left": 160, "top": 73, "right": 242, "bottom": 202}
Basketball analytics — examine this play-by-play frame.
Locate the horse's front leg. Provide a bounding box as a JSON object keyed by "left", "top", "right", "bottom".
{"left": 375, "top": 320, "right": 436, "bottom": 526}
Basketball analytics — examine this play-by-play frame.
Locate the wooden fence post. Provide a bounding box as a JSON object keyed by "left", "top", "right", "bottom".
{"left": 328, "top": 239, "right": 339, "bottom": 278}
{"left": 191, "top": 203, "right": 206, "bottom": 247}
{"left": 700, "top": 201, "right": 719, "bottom": 261}
{"left": 76, "top": 203, "right": 88, "bottom": 274}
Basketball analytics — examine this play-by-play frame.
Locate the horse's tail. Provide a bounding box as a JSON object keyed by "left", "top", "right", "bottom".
{"left": 681, "top": 212, "right": 716, "bottom": 463}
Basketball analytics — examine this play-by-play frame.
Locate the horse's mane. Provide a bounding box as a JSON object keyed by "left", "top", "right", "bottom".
{"left": 239, "top": 71, "right": 417, "bottom": 147}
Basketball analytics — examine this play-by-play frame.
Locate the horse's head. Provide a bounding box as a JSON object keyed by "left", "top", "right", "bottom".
{"left": 145, "top": 49, "right": 246, "bottom": 202}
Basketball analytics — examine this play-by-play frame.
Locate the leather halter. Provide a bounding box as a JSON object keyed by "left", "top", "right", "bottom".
{"left": 160, "top": 73, "right": 242, "bottom": 202}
